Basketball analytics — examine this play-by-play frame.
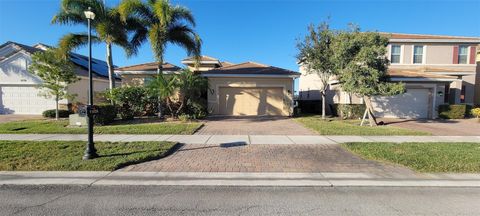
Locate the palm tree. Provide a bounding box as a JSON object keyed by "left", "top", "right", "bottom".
{"left": 119, "top": 0, "right": 201, "bottom": 72}
{"left": 175, "top": 69, "right": 208, "bottom": 116}
{"left": 52, "top": 0, "right": 146, "bottom": 90}
{"left": 118, "top": 0, "right": 201, "bottom": 117}
{"left": 146, "top": 73, "right": 177, "bottom": 116}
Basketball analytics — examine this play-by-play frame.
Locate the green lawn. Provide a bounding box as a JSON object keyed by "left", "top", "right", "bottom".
{"left": 294, "top": 116, "right": 429, "bottom": 135}
{"left": 342, "top": 142, "right": 480, "bottom": 173}
{"left": 0, "top": 120, "right": 202, "bottom": 134}
{"left": 0, "top": 140, "right": 176, "bottom": 171}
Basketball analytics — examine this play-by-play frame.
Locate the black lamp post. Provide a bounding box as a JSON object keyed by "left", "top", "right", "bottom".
{"left": 83, "top": 7, "right": 98, "bottom": 160}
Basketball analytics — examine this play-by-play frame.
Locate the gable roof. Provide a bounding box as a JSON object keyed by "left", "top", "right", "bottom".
{"left": 0, "top": 41, "right": 116, "bottom": 79}
{"left": 115, "top": 62, "right": 181, "bottom": 72}
{"left": 202, "top": 61, "right": 300, "bottom": 77}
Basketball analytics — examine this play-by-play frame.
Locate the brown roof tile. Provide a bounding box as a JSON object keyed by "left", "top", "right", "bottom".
{"left": 116, "top": 62, "right": 181, "bottom": 72}
{"left": 202, "top": 62, "right": 300, "bottom": 76}
{"left": 388, "top": 68, "right": 457, "bottom": 79}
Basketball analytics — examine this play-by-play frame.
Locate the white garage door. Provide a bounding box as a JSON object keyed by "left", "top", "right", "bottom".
{"left": 372, "top": 88, "right": 431, "bottom": 119}
{"left": 0, "top": 85, "right": 56, "bottom": 114}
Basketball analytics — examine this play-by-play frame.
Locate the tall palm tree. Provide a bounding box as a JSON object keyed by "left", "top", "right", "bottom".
{"left": 118, "top": 0, "right": 201, "bottom": 117}
{"left": 52, "top": 0, "right": 146, "bottom": 90}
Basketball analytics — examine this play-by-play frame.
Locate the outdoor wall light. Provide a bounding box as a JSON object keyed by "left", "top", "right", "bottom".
{"left": 437, "top": 91, "right": 443, "bottom": 97}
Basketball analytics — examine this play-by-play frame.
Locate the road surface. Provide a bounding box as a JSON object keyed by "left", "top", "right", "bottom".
{"left": 1, "top": 185, "right": 479, "bottom": 215}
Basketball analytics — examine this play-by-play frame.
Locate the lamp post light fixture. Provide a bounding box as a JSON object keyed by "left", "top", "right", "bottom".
{"left": 82, "top": 7, "right": 98, "bottom": 160}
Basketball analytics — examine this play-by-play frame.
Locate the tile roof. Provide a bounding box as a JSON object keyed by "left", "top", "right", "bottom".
{"left": 388, "top": 68, "right": 457, "bottom": 79}
{"left": 202, "top": 61, "right": 300, "bottom": 76}
{"left": 381, "top": 32, "right": 480, "bottom": 40}
{"left": 220, "top": 61, "right": 234, "bottom": 67}
{"left": 116, "top": 62, "right": 181, "bottom": 72}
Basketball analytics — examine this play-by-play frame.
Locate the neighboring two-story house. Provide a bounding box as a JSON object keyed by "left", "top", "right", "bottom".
{"left": 299, "top": 33, "right": 480, "bottom": 119}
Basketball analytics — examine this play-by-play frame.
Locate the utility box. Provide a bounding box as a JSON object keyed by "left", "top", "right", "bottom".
{"left": 69, "top": 114, "right": 87, "bottom": 127}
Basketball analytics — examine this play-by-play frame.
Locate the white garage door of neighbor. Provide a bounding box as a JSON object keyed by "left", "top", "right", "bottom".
{"left": 0, "top": 86, "right": 56, "bottom": 114}
{"left": 218, "top": 87, "right": 285, "bottom": 116}
{"left": 372, "top": 88, "right": 430, "bottom": 119}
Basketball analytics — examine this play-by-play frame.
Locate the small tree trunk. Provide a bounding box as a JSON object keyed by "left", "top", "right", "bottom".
{"left": 363, "top": 96, "right": 378, "bottom": 127}
{"left": 55, "top": 95, "right": 59, "bottom": 121}
{"left": 321, "top": 90, "right": 326, "bottom": 120}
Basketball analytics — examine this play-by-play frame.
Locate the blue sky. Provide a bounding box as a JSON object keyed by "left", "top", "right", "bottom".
{"left": 1, "top": 0, "right": 479, "bottom": 72}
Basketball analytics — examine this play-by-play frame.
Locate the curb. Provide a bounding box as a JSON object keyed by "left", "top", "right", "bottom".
{"left": 1, "top": 172, "right": 479, "bottom": 187}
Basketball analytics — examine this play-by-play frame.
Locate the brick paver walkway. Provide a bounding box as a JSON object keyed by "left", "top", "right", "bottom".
{"left": 121, "top": 144, "right": 415, "bottom": 177}
{"left": 195, "top": 116, "right": 316, "bottom": 135}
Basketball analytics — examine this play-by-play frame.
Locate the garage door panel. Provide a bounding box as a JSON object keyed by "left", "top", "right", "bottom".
{"left": 218, "top": 87, "right": 284, "bottom": 116}
{"left": 372, "top": 88, "right": 430, "bottom": 119}
{"left": 0, "top": 86, "right": 56, "bottom": 114}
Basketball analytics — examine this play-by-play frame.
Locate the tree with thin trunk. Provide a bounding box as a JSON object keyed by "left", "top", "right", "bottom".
{"left": 52, "top": 0, "right": 146, "bottom": 92}
{"left": 333, "top": 26, "right": 405, "bottom": 126}
{"left": 28, "top": 49, "right": 79, "bottom": 120}
{"left": 118, "top": 0, "right": 202, "bottom": 117}
{"left": 297, "top": 22, "right": 336, "bottom": 120}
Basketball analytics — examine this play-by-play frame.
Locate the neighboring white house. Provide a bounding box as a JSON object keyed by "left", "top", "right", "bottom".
{"left": 298, "top": 33, "right": 480, "bottom": 119}
{"left": 0, "top": 41, "right": 119, "bottom": 115}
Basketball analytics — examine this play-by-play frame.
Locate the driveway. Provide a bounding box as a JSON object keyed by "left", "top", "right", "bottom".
{"left": 0, "top": 114, "right": 43, "bottom": 123}
{"left": 195, "top": 116, "right": 316, "bottom": 135}
{"left": 121, "top": 143, "right": 415, "bottom": 177}
{"left": 381, "top": 118, "right": 480, "bottom": 136}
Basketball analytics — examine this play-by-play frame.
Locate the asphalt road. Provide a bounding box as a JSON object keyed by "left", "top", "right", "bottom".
{"left": 1, "top": 185, "right": 479, "bottom": 216}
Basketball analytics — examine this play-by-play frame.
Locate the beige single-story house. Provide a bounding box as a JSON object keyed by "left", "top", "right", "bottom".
{"left": 116, "top": 56, "right": 300, "bottom": 116}
{"left": 299, "top": 33, "right": 480, "bottom": 119}
{"left": 0, "top": 41, "right": 119, "bottom": 114}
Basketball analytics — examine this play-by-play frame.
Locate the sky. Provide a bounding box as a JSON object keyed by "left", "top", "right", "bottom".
{"left": 1, "top": 0, "right": 479, "bottom": 72}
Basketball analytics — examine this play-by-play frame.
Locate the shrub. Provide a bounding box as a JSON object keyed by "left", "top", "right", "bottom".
{"left": 438, "top": 104, "right": 472, "bottom": 119}
{"left": 471, "top": 108, "right": 480, "bottom": 119}
{"left": 105, "top": 86, "right": 158, "bottom": 120}
{"left": 178, "top": 114, "right": 192, "bottom": 122}
{"left": 334, "top": 104, "right": 365, "bottom": 119}
{"left": 42, "top": 109, "right": 72, "bottom": 118}
{"left": 93, "top": 104, "right": 117, "bottom": 125}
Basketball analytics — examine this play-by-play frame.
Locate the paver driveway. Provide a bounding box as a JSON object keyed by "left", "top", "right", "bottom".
{"left": 0, "top": 114, "right": 43, "bottom": 123}
{"left": 121, "top": 143, "right": 415, "bottom": 177}
{"left": 195, "top": 116, "right": 316, "bottom": 135}
{"left": 381, "top": 118, "right": 480, "bottom": 136}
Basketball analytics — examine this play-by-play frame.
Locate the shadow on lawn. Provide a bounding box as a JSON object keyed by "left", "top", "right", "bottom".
{"left": 112, "top": 143, "right": 183, "bottom": 170}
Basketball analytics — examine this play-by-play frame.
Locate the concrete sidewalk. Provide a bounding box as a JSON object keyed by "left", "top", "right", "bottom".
{"left": 1, "top": 171, "right": 480, "bottom": 187}
{"left": 1, "top": 134, "right": 479, "bottom": 144}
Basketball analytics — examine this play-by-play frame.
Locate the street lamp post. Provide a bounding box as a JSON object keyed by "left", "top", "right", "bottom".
{"left": 83, "top": 7, "right": 98, "bottom": 160}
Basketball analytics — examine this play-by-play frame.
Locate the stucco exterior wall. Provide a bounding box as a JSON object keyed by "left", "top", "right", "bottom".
{"left": 67, "top": 77, "right": 113, "bottom": 104}
{"left": 0, "top": 52, "right": 42, "bottom": 85}
{"left": 207, "top": 77, "right": 294, "bottom": 116}
{"left": 120, "top": 74, "right": 154, "bottom": 86}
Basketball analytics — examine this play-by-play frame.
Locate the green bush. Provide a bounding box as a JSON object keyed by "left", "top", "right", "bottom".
{"left": 334, "top": 104, "right": 366, "bottom": 119}
{"left": 105, "top": 86, "right": 159, "bottom": 120}
{"left": 42, "top": 109, "right": 72, "bottom": 118}
{"left": 93, "top": 104, "right": 117, "bottom": 125}
{"left": 438, "top": 104, "right": 472, "bottom": 119}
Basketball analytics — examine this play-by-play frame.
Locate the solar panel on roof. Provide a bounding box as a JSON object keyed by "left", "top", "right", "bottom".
{"left": 68, "top": 53, "right": 118, "bottom": 78}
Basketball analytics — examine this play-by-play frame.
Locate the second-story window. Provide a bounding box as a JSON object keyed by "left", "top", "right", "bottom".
{"left": 458, "top": 45, "right": 468, "bottom": 64}
{"left": 413, "top": 45, "right": 424, "bottom": 64}
{"left": 390, "top": 45, "right": 401, "bottom": 64}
